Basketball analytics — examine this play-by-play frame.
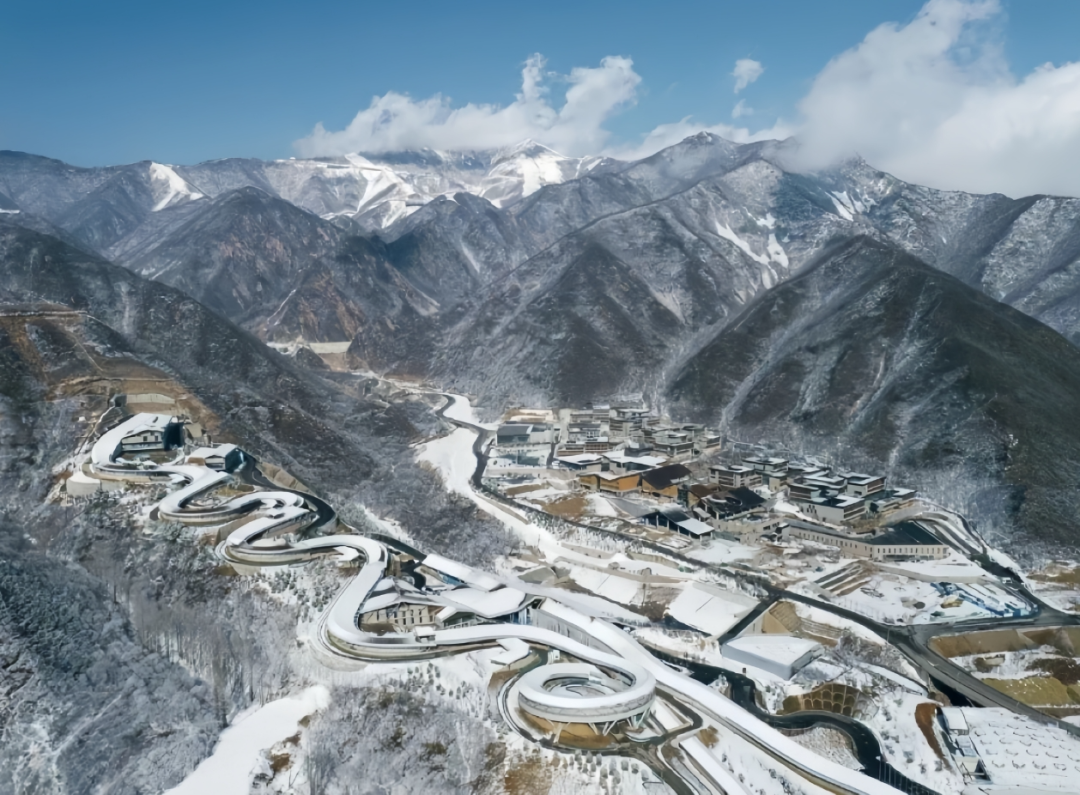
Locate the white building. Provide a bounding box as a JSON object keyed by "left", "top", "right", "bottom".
{"left": 722, "top": 635, "right": 823, "bottom": 680}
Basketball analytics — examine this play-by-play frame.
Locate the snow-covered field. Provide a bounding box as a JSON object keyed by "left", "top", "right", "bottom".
{"left": 685, "top": 537, "right": 760, "bottom": 566}
{"left": 164, "top": 686, "right": 329, "bottom": 795}
{"left": 417, "top": 427, "right": 476, "bottom": 497}
{"left": 441, "top": 393, "right": 497, "bottom": 429}
{"left": 789, "top": 726, "right": 862, "bottom": 771}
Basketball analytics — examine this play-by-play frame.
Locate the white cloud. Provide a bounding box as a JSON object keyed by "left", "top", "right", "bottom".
{"left": 295, "top": 1, "right": 1080, "bottom": 199}
{"left": 786, "top": 0, "right": 1080, "bottom": 198}
{"left": 294, "top": 55, "right": 640, "bottom": 158}
{"left": 732, "top": 59, "right": 765, "bottom": 93}
{"left": 732, "top": 99, "right": 753, "bottom": 119}
{"left": 605, "top": 117, "right": 793, "bottom": 162}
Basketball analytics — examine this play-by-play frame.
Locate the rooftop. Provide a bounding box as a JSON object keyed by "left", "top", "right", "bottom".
{"left": 724, "top": 634, "right": 822, "bottom": 665}
{"left": 641, "top": 463, "right": 693, "bottom": 490}
{"left": 869, "top": 521, "right": 943, "bottom": 547}
{"left": 675, "top": 518, "right": 714, "bottom": 537}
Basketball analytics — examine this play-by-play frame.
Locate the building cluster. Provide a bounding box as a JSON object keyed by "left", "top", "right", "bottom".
{"left": 711, "top": 456, "right": 915, "bottom": 524}
{"left": 556, "top": 404, "right": 720, "bottom": 457}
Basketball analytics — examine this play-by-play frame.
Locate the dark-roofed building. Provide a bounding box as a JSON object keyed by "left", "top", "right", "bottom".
{"left": 496, "top": 423, "right": 555, "bottom": 446}
{"left": 639, "top": 505, "right": 692, "bottom": 531}
{"left": 497, "top": 424, "right": 533, "bottom": 445}
{"left": 867, "top": 522, "right": 948, "bottom": 561}
{"left": 785, "top": 521, "right": 947, "bottom": 561}
{"left": 679, "top": 482, "right": 720, "bottom": 508}
{"left": 701, "top": 487, "right": 767, "bottom": 521}
{"left": 640, "top": 464, "right": 693, "bottom": 500}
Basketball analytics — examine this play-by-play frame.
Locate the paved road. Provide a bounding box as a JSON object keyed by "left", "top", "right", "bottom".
{"left": 434, "top": 392, "right": 1080, "bottom": 737}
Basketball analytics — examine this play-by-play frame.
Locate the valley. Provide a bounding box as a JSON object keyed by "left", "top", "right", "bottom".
{"left": 3, "top": 131, "right": 1080, "bottom": 795}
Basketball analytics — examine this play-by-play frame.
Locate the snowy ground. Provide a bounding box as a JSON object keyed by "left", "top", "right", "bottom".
{"left": 950, "top": 646, "right": 1079, "bottom": 682}
{"left": 1026, "top": 561, "right": 1080, "bottom": 613}
{"left": 164, "top": 686, "right": 330, "bottom": 795}
{"left": 859, "top": 689, "right": 961, "bottom": 793}
{"left": 698, "top": 727, "right": 835, "bottom": 795}
{"left": 633, "top": 627, "right": 728, "bottom": 667}
{"left": 566, "top": 563, "right": 647, "bottom": 606}
{"left": 441, "top": 393, "right": 497, "bottom": 429}
{"left": 684, "top": 538, "right": 760, "bottom": 566}
{"left": 417, "top": 427, "right": 476, "bottom": 497}
{"left": 794, "top": 567, "right": 1026, "bottom": 625}
{"left": 878, "top": 550, "right": 991, "bottom": 582}
{"left": 788, "top": 727, "right": 863, "bottom": 771}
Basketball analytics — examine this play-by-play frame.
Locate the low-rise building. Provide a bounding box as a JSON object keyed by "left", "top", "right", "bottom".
{"left": 639, "top": 464, "right": 693, "bottom": 500}
{"left": 187, "top": 443, "right": 244, "bottom": 472}
{"left": 651, "top": 430, "right": 694, "bottom": 456}
{"left": 608, "top": 407, "right": 651, "bottom": 438}
{"left": 785, "top": 462, "right": 830, "bottom": 482}
{"left": 710, "top": 464, "right": 761, "bottom": 489}
{"left": 785, "top": 521, "right": 948, "bottom": 561}
{"left": 496, "top": 423, "right": 556, "bottom": 447}
{"left": 580, "top": 471, "right": 642, "bottom": 494}
{"left": 842, "top": 473, "right": 886, "bottom": 498}
{"left": 791, "top": 494, "right": 867, "bottom": 525}
{"left": 743, "top": 456, "right": 789, "bottom": 478}
{"left": 698, "top": 433, "right": 722, "bottom": 452}
{"left": 870, "top": 488, "right": 918, "bottom": 513}
{"left": 555, "top": 453, "right": 604, "bottom": 472}
{"left": 118, "top": 414, "right": 185, "bottom": 453}
{"left": 722, "top": 635, "right": 823, "bottom": 680}
{"left": 673, "top": 517, "right": 713, "bottom": 541}
{"left": 700, "top": 487, "right": 768, "bottom": 522}
{"left": 679, "top": 482, "right": 720, "bottom": 508}
{"left": 602, "top": 450, "right": 668, "bottom": 471}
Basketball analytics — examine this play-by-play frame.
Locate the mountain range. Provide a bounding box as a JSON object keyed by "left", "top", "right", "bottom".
{"left": 2, "top": 134, "right": 1080, "bottom": 558}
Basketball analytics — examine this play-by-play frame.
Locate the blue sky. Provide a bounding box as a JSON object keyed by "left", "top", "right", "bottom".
{"left": 3, "top": 1, "right": 1080, "bottom": 197}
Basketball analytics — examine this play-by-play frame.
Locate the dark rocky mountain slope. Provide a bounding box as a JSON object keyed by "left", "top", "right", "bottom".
{"left": 0, "top": 219, "right": 516, "bottom": 793}
{"left": 667, "top": 236, "right": 1080, "bottom": 560}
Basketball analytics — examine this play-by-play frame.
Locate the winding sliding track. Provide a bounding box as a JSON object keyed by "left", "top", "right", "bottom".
{"left": 90, "top": 413, "right": 904, "bottom": 795}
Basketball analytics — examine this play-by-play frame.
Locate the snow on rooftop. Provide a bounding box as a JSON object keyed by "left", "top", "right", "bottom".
{"left": 441, "top": 586, "right": 528, "bottom": 618}
{"left": 666, "top": 583, "right": 758, "bottom": 636}
{"left": 724, "top": 634, "right": 821, "bottom": 665}
{"left": 676, "top": 518, "right": 714, "bottom": 537}
{"left": 423, "top": 553, "right": 502, "bottom": 591}
{"left": 91, "top": 413, "right": 177, "bottom": 466}
{"left": 491, "top": 637, "right": 530, "bottom": 666}
{"left": 557, "top": 453, "right": 602, "bottom": 464}
{"left": 958, "top": 708, "right": 1080, "bottom": 789}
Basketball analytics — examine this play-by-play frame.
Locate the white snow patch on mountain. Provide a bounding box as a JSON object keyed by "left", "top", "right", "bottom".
{"left": 149, "top": 163, "right": 204, "bottom": 212}
{"left": 829, "top": 191, "right": 855, "bottom": 221}
{"left": 767, "top": 233, "right": 789, "bottom": 268}
{"left": 715, "top": 221, "right": 769, "bottom": 265}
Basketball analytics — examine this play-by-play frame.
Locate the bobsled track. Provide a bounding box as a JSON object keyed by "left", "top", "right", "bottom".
{"left": 89, "top": 413, "right": 904, "bottom": 795}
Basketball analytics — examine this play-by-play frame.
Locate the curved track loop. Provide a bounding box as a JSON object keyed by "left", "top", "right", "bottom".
{"left": 90, "top": 413, "right": 902, "bottom": 795}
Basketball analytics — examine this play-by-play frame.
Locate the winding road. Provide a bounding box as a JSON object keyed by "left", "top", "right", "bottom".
{"left": 88, "top": 409, "right": 911, "bottom": 795}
